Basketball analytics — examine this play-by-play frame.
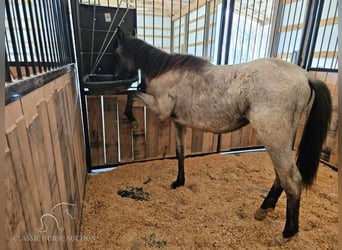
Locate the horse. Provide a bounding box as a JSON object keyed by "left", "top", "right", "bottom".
{"left": 113, "top": 28, "right": 332, "bottom": 246}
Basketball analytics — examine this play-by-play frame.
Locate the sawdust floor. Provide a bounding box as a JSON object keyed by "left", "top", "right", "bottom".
{"left": 77, "top": 152, "right": 338, "bottom": 249}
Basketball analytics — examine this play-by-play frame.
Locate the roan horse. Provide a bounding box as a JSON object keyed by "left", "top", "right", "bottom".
{"left": 113, "top": 28, "right": 332, "bottom": 246}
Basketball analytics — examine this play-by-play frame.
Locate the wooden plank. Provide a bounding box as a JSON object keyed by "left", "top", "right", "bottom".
{"left": 5, "top": 100, "right": 23, "bottom": 131}
{"left": 58, "top": 87, "right": 81, "bottom": 235}
{"left": 132, "top": 105, "right": 146, "bottom": 161}
{"left": 325, "top": 72, "right": 338, "bottom": 85}
{"left": 184, "top": 128, "right": 193, "bottom": 155}
{"left": 87, "top": 96, "right": 105, "bottom": 166}
{"left": 117, "top": 96, "right": 133, "bottom": 162}
{"left": 231, "top": 129, "right": 242, "bottom": 148}
{"left": 27, "top": 114, "right": 53, "bottom": 212}
{"left": 240, "top": 125, "right": 252, "bottom": 147}
{"left": 20, "top": 86, "right": 46, "bottom": 126}
{"left": 103, "top": 96, "right": 119, "bottom": 164}
{"left": 168, "top": 121, "right": 177, "bottom": 157}
{"left": 219, "top": 133, "right": 232, "bottom": 152}
{"left": 72, "top": 100, "right": 87, "bottom": 215}
{"left": 5, "top": 144, "right": 31, "bottom": 250}
{"left": 145, "top": 109, "right": 159, "bottom": 159}
{"left": 191, "top": 129, "right": 204, "bottom": 154}
{"left": 158, "top": 120, "right": 171, "bottom": 158}
{"left": 50, "top": 90, "right": 75, "bottom": 250}
{"left": 36, "top": 100, "right": 67, "bottom": 250}
{"left": 202, "top": 132, "right": 217, "bottom": 153}
{"left": 6, "top": 120, "right": 44, "bottom": 250}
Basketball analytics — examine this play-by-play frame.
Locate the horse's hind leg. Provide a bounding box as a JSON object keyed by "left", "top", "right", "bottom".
{"left": 255, "top": 174, "right": 283, "bottom": 220}
{"left": 172, "top": 122, "right": 186, "bottom": 189}
{"left": 266, "top": 149, "right": 302, "bottom": 246}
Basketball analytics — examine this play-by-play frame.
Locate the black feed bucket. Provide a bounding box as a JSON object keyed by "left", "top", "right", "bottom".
{"left": 78, "top": 3, "right": 138, "bottom": 95}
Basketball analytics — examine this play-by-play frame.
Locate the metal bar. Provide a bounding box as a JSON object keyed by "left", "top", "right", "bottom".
{"left": 90, "top": 1, "right": 96, "bottom": 69}
{"left": 259, "top": 0, "right": 278, "bottom": 57}
{"left": 285, "top": 0, "right": 299, "bottom": 62}
{"left": 291, "top": 0, "right": 305, "bottom": 63}
{"left": 268, "top": 0, "right": 282, "bottom": 58}
{"left": 5, "top": 51, "right": 12, "bottom": 82}
{"left": 251, "top": 0, "right": 262, "bottom": 60}
{"left": 202, "top": 0, "right": 209, "bottom": 57}
{"left": 215, "top": 0, "right": 228, "bottom": 153}
{"left": 279, "top": 0, "right": 292, "bottom": 60}
{"left": 194, "top": 0, "right": 200, "bottom": 56}
{"left": 306, "top": 0, "right": 324, "bottom": 70}
{"left": 179, "top": 0, "right": 182, "bottom": 52}
{"left": 13, "top": 0, "right": 30, "bottom": 77}
{"left": 21, "top": 0, "right": 36, "bottom": 75}
{"left": 297, "top": 0, "right": 312, "bottom": 66}
{"left": 258, "top": 0, "right": 269, "bottom": 58}
{"left": 316, "top": 0, "right": 332, "bottom": 68}
{"left": 41, "top": 0, "right": 54, "bottom": 70}
{"left": 153, "top": 0, "right": 155, "bottom": 45}
{"left": 170, "top": 0, "right": 174, "bottom": 52}
{"left": 323, "top": 2, "right": 337, "bottom": 69}
{"left": 216, "top": 0, "right": 228, "bottom": 65}
{"left": 52, "top": 0, "right": 64, "bottom": 66}
{"left": 224, "top": 0, "right": 235, "bottom": 64}
{"left": 329, "top": 38, "right": 338, "bottom": 69}
{"left": 162, "top": 0, "right": 164, "bottom": 48}
{"left": 45, "top": 0, "right": 59, "bottom": 68}
{"left": 59, "top": 0, "right": 71, "bottom": 64}
{"left": 143, "top": 0, "right": 146, "bottom": 40}
{"left": 233, "top": 0, "right": 242, "bottom": 63}
{"left": 5, "top": 0, "right": 22, "bottom": 79}
{"left": 239, "top": 0, "right": 250, "bottom": 62}
{"left": 63, "top": 0, "right": 74, "bottom": 64}
{"left": 209, "top": 0, "right": 217, "bottom": 61}
{"left": 301, "top": 0, "right": 319, "bottom": 69}
{"left": 34, "top": 0, "right": 48, "bottom": 71}
{"left": 56, "top": 1, "right": 68, "bottom": 64}
{"left": 64, "top": 0, "right": 74, "bottom": 63}
{"left": 55, "top": 0, "right": 66, "bottom": 65}
{"left": 186, "top": 0, "right": 191, "bottom": 53}
{"left": 246, "top": 0, "right": 256, "bottom": 62}
{"left": 27, "top": 0, "right": 42, "bottom": 73}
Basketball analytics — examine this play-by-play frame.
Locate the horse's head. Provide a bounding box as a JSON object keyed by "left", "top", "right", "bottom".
{"left": 113, "top": 27, "right": 136, "bottom": 77}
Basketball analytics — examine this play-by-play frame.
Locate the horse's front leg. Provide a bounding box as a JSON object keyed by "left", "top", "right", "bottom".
{"left": 124, "top": 91, "right": 157, "bottom": 124}
{"left": 124, "top": 91, "right": 136, "bottom": 124}
{"left": 172, "top": 122, "right": 186, "bottom": 189}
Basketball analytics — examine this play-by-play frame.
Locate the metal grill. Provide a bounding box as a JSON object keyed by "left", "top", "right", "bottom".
{"left": 5, "top": 0, "right": 74, "bottom": 83}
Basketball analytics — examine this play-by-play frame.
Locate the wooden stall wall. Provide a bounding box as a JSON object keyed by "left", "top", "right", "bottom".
{"left": 5, "top": 72, "right": 87, "bottom": 250}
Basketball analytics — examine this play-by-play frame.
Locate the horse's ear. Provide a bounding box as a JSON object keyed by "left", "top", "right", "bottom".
{"left": 116, "top": 27, "right": 125, "bottom": 43}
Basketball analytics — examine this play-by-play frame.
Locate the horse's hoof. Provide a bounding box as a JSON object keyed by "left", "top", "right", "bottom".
{"left": 129, "top": 120, "right": 137, "bottom": 129}
{"left": 254, "top": 207, "right": 274, "bottom": 220}
{"left": 171, "top": 180, "right": 184, "bottom": 189}
{"left": 269, "top": 234, "right": 296, "bottom": 247}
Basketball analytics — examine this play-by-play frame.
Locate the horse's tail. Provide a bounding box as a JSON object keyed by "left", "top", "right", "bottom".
{"left": 296, "top": 76, "right": 332, "bottom": 188}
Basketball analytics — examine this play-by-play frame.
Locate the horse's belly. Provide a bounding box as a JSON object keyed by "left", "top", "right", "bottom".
{"left": 173, "top": 114, "right": 249, "bottom": 133}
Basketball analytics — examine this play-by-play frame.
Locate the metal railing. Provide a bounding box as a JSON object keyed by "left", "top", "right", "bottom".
{"left": 5, "top": 0, "right": 75, "bottom": 83}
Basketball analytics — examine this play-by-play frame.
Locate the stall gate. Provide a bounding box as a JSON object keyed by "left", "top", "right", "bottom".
{"left": 74, "top": 0, "right": 338, "bottom": 171}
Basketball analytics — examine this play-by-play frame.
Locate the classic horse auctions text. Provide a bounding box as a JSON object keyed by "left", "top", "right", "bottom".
{"left": 13, "top": 234, "right": 96, "bottom": 242}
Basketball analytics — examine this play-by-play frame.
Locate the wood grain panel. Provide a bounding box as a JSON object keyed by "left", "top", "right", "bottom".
{"left": 87, "top": 96, "right": 105, "bottom": 166}
{"left": 103, "top": 96, "right": 119, "bottom": 164}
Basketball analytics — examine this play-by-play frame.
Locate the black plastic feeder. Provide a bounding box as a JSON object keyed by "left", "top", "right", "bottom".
{"left": 82, "top": 73, "right": 138, "bottom": 95}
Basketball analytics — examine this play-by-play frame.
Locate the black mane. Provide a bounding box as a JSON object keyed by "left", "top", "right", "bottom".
{"left": 122, "top": 37, "right": 209, "bottom": 80}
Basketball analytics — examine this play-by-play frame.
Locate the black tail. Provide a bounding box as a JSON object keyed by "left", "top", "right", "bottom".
{"left": 296, "top": 77, "right": 332, "bottom": 188}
